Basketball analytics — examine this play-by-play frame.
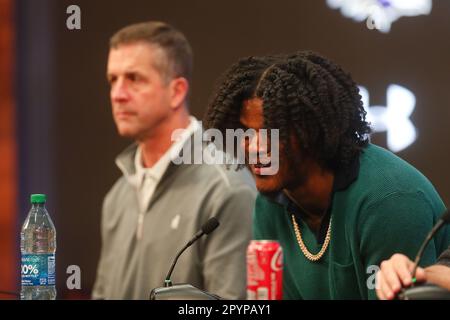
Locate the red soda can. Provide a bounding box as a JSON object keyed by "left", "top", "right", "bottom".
{"left": 247, "top": 240, "right": 283, "bottom": 300}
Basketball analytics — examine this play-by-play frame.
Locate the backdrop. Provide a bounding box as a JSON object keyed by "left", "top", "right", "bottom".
{"left": 4, "top": 0, "right": 450, "bottom": 298}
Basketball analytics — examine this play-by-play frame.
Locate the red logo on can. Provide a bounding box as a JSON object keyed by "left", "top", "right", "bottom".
{"left": 247, "top": 240, "right": 283, "bottom": 300}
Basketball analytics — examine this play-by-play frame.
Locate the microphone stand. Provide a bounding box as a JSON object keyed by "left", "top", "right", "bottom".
{"left": 164, "top": 241, "right": 191, "bottom": 287}
{"left": 150, "top": 217, "right": 222, "bottom": 300}
{"left": 397, "top": 210, "right": 450, "bottom": 300}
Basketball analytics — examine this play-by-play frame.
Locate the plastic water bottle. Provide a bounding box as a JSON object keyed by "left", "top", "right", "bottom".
{"left": 20, "top": 194, "right": 57, "bottom": 300}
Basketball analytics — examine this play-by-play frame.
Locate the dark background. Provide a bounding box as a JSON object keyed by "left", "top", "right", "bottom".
{"left": 14, "top": 0, "right": 450, "bottom": 298}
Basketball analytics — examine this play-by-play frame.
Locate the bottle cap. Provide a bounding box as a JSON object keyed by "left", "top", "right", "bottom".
{"left": 30, "top": 194, "right": 47, "bottom": 204}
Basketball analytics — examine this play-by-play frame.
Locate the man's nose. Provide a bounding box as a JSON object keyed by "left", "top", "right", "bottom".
{"left": 111, "top": 78, "right": 130, "bottom": 102}
{"left": 248, "top": 131, "right": 269, "bottom": 155}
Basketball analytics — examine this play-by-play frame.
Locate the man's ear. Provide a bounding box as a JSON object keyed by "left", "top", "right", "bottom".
{"left": 169, "top": 77, "right": 189, "bottom": 109}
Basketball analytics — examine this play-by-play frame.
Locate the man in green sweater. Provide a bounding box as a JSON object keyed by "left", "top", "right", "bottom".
{"left": 204, "top": 51, "right": 450, "bottom": 299}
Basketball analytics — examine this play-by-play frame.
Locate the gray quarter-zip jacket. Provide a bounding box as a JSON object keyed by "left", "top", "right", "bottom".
{"left": 92, "top": 137, "right": 256, "bottom": 299}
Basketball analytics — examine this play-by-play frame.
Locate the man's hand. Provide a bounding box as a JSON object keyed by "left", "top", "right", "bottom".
{"left": 376, "top": 253, "right": 427, "bottom": 300}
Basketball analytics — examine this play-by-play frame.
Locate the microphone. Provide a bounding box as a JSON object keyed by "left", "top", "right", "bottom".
{"left": 164, "top": 217, "right": 220, "bottom": 287}
{"left": 411, "top": 209, "right": 450, "bottom": 282}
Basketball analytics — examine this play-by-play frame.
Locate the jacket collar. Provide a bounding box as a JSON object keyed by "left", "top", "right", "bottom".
{"left": 115, "top": 117, "right": 201, "bottom": 188}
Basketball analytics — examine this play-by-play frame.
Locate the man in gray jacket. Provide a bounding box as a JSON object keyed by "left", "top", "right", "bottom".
{"left": 92, "top": 21, "right": 256, "bottom": 299}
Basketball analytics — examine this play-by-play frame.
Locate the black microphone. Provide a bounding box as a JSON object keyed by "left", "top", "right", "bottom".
{"left": 411, "top": 210, "right": 450, "bottom": 281}
{"left": 164, "top": 217, "right": 220, "bottom": 287}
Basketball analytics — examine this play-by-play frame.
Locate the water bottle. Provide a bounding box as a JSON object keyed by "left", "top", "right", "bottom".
{"left": 20, "top": 194, "right": 57, "bottom": 300}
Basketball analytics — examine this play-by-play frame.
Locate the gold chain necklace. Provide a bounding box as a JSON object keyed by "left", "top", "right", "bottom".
{"left": 291, "top": 214, "right": 332, "bottom": 262}
{"left": 283, "top": 190, "right": 332, "bottom": 261}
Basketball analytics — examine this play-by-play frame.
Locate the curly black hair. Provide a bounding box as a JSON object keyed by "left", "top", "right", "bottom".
{"left": 203, "top": 51, "right": 371, "bottom": 170}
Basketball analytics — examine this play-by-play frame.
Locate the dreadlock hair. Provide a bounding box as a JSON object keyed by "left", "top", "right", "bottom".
{"left": 204, "top": 51, "right": 371, "bottom": 171}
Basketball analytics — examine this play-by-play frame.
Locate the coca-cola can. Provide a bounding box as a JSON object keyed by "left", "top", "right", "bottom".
{"left": 247, "top": 240, "right": 283, "bottom": 300}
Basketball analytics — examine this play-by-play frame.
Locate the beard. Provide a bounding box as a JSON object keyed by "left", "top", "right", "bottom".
{"left": 255, "top": 152, "right": 308, "bottom": 197}
{"left": 253, "top": 164, "right": 296, "bottom": 195}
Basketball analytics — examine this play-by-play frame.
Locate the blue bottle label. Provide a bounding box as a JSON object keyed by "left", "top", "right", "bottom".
{"left": 21, "top": 254, "right": 55, "bottom": 286}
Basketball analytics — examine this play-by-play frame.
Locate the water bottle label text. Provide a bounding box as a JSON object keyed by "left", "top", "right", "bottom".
{"left": 21, "top": 254, "right": 55, "bottom": 286}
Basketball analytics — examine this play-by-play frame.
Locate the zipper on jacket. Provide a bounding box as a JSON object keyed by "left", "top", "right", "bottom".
{"left": 136, "top": 211, "right": 145, "bottom": 240}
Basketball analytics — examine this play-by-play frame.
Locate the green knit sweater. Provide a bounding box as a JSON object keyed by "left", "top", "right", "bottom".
{"left": 253, "top": 144, "right": 450, "bottom": 299}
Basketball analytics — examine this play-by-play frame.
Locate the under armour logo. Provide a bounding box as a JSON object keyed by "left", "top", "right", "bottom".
{"left": 327, "top": 0, "right": 432, "bottom": 33}
{"left": 359, "top": 84, "right": 417, "bottom": 153}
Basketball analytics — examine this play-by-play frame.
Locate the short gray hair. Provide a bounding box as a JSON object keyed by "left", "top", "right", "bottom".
{"left": 110, "top": 21, "right": 193, "bottom": 84}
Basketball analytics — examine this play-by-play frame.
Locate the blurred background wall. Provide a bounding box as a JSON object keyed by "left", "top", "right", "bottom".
{"left": 0, "top": 0, "right": 17, "bottom": 298}
{"left": 1, "top": 0, "right": 449, "bottom": 298}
